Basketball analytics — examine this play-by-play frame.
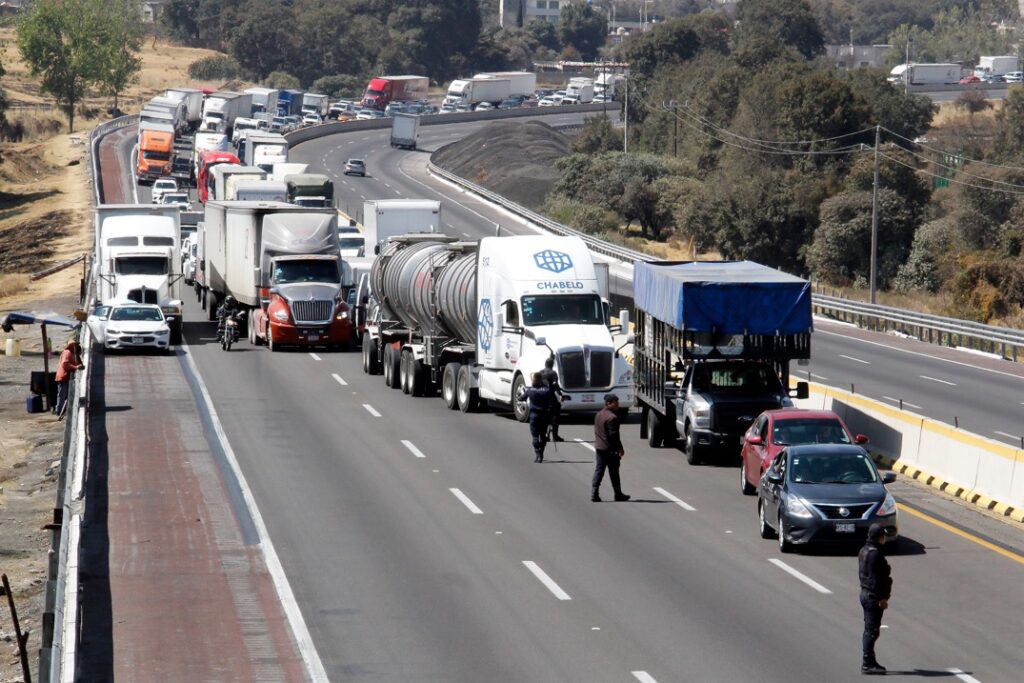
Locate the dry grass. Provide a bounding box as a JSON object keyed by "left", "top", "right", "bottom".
{"left": 0, "top": 274, "right": 29, "bottom": 299}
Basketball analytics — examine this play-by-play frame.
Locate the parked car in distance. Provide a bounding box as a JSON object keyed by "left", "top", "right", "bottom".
{"left": 982, "top": 73, "right": 1006, "bottom": 83}
{"left": 757, "top": 444, "right": 898, "bottom": 553}
{"left": 439, "top": 104, "right": 456, "bottom": 114}
{"left": 560, "top": 95, "right": 581, "bottom": 105}
{"left": 88, "top": 302, "right": 173, "bottom": 353}
{"left": 959, "top": 75, "right": 982, "bottom": 84}
{"left": 538, "top": 96, "right": 560, "bottom": 107}
{"left": 475, "top": 101, "right": 495, "bottom": 111}
{"left": 284, "top": 115, "right": 303, "bottom": 129}
{"left": 535, "top": 89, "right": 555, "bottom": 99}
{"left": 159, "top": 192, "right": 191, "bottom": 211}
{"left": 1004, "top": 71, "right": 1023, "bottom": 82}
{"left": 302, "top": 114, "right": 321, "bottom": 127}
{"left": 740, "top": 409, "right": 867, "bottom": 495}
{"left": 344, "top": 159, "right": 366, "bottom": 176}
{"left": 498, "top": 96, "right": 525, "bottom": 109}
{"left": 151, "top": 178, "right": 178, "bottom": 204}
{"left": 356, "top": 109, "right": 385, "bottom": 120}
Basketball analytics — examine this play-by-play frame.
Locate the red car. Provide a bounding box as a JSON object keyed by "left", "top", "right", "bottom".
{"left": 740, "top": 409, "right": 868, "bottom": 495}
{"left": 959, "top": 75, "right": 981, "bottom": 84}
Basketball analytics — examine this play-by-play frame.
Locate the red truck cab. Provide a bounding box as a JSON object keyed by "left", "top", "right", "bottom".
{"left": 197, "top": 151, "right": 241, "bottom": 204}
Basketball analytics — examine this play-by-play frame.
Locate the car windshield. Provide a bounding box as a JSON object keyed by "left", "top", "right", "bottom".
{"left": 348, "top": 160, "right": 364, "bottom": 166}
{"left": 154, "top": 181, "right": 176, "bottom": 190}
{"left": 694, "top": 363, "right": 783, "bottom": 393}
{"left": 162, "top": 194, "right": 188, "bottom": 203}
{"left": 790, "top": 451, "right": 878, "bottom": 484}
{"left": 272, "top": 260, "right": 339, "bottom": 284}
{"left": 110, "top": 306, "right": 164, "bottom": 322}
{"left": 338, "top": 237, "right": 364, "bottom": 250}
{"left": 521, "top": 294, "right": 604, "bottom": 326}
{"left": 773, "top": 418, "right": 851, "bottom": 446}
{"left": 115, "top": 256, "right": 167, "bottom": 275}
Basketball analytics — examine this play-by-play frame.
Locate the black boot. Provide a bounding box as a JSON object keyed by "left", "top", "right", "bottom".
{"left": 534, "top": 450, "right": 543, "bottom": 463}
{"left": 591, "top": 487, "right": 601, "bottom": 502}
{"left": 614, "top": 492, "right": 631, "bottom": 502}
{"left": 861, "top": 660, "right": 886, "bottom": 675}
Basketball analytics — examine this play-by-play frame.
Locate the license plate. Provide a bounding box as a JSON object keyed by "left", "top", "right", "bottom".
{"left": 308, "top": 334, "right": 319, "bottom": 342}
{"left": 581, "top": 394, "right": 595, "bottom": 403}
{"left": 132, "top": 337, "right": 145, "bottom": 343}
{"left": 835, "top": 523, "right": 856, "bottom": 533}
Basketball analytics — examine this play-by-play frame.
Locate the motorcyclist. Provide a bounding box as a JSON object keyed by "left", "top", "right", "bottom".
{"left": 216, "top": 295, "right": 240, "bottom": 342}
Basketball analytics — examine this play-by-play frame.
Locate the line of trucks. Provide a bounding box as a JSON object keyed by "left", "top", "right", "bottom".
{"left": 887, "top": 55, "right": 1020, "bottom": 85}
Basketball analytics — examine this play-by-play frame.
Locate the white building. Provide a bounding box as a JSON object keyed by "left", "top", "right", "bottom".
{"left": 500, "top": 0, "right": 562, "bottom": 27}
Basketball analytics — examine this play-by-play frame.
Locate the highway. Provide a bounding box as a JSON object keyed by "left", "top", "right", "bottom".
{"left": 111, "top": 112, "right": 1024, "bottom": 681}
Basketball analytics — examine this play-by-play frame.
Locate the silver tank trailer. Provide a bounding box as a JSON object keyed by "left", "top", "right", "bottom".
{"left": 370, "top": 235, "right": 478, "bottom": 344}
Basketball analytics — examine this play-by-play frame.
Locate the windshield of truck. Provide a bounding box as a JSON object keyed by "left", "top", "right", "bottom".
{"left": 521, "top": 294, "right": 603, "bottom": 326}
{"left": 366, "top": 88, "right": 384, "bottom": 97}
{"left": 693, "top": 363, "right": 783, "bottom": 393}
{"left": 790, "top": 451, "right": 877, "bottom": 484}
{"left": 143, "top": 151, "right": 171, "bottom": 161}
{"left": 773, "top": 418, "right": 851, "bottom": 446}
{"left": 272, "top": 260, "right": 339, "bottom": 284}
{"left": 110, "top": 306, "right": 164, "bottom": 322}
{"left": 143, "top": 236, "right": 175, "bottom": 246}
{"left": 114, "top": 256, "right": 168, "bottom": 276}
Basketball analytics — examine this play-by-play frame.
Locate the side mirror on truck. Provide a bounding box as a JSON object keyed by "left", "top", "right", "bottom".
{"left": 791, "top": 381, "right": 809, "bottom": 400}
{"left": 663, "top": 381, "right": 680, "bottom": 400}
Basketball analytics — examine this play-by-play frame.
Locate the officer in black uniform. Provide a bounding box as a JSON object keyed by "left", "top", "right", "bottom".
{"left": 858, "top": 523, "right": 893, "bottom": 675}
{"left": 216, "top": 295, "right": 239, "bottom": 342}
{"left": 518, "top": 372, "right": 554, "bottom": 463}
{"left": 539, "top": 357, "right": 566, "bottom": 442}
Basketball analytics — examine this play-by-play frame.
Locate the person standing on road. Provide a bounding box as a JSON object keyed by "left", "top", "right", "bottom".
{"left": 858, "top": 524, "right": 893, "bottom": 675}
{"left": 518, "top": 372, "right": 554, "bottom": 463}
{"left": 54, "top": 339, "right": 84, "bottom": 419}
{"left": 540, "top": 357, "right": 566, "bottom": 442}
{"left": 592, "top": 394, "right": 629, "bottom": 502}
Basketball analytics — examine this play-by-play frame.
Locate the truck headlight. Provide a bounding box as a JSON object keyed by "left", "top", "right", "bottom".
{"left": 692, "top": 403, "right": 711, "bottom": 428}
{"left": 273, "top": 310, "right": 290, "bottom": 322}
{"left": 336, "top": 311, "right": 349, "bottom": 320}
{"left": 617, "top": 369, "right": 633, "bottom": 385}
{"left": 877, "top": 492, "right": 897, "bottom": 517}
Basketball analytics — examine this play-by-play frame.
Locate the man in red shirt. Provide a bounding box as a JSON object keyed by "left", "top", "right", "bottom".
{"left": 54, "top": 339, "right": 83, "bottom": 419}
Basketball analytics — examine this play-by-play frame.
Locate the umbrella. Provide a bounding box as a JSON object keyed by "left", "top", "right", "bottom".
{"left": 1, "top": 311, "right": 82, "bottom": 411}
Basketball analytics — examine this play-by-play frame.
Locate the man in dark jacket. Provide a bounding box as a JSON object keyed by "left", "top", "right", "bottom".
{"left": 540, "top": 357, "right": 566, "bottom": 441}
{"left": 592, "top": 394, "right": 629, "bottom": 502}
{"left": 858, "top": 524, "right": 893, "bottom": 675}
{"left": 519, "top": 373, "right": 554, "bottom": 463}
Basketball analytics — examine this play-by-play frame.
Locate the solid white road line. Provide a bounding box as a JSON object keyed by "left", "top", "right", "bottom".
{"left": 810, "top": 373, "right": 829, "bottom": 381}
{"left": 994, "top": 430, "right": 1019, "bottom": 441}
{"left": 632, "top": 673, "right": 658, "bottom": 683}
{"left": 331, "top": 373, "right": 348, "bottom": 387}
{"left": 920, "top": 374, "right": 956, "bottom": 386}
{"left": 653, "top": 487, "right": 696, "bottom": 511}
{"left": 840, "top": 354, "right": 871, "bottom": 365}
{"left": 178, "top": 341, "right": 328, "bottom": 681}
{"left": 362, "top": 404, "right": 381, "bottom": 417}
{"left": 948, "top": 668, "right": 982, "bottom": 683}
{"left": 401, "top": 440, "right": 426, "bottom": 459}
{"left": 449, "top": 488, "right": 483, "bottom": 514}
{"left": 522, "top": 561, "right": 571, "bottom": 601}
{"left": 882, "top": 396, "right": 923, "bottom": 410}
{"left": 768, "top": 559, "right": 832, "bottom": 594}
{"left": 573, "top": 438, "right": 596, "bottom": 452}
{"left": 309, "top": 352, "right": 322, "bottom": 361}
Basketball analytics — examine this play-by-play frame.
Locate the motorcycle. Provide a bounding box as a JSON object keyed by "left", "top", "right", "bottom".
{"left": 219, "top": 310, "right": 245, "bottom": 351}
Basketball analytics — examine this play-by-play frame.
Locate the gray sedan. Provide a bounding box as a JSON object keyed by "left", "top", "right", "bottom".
{"left": 757, "top": 444, "right": 898, "bottom": 552}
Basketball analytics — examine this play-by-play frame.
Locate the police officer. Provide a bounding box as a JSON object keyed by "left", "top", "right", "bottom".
{"left": 519, "top": 372, "right": 554, "bottom": 463}
{"left": 216, "top": 295, "right": 240, "bottom": 342}
{"left": 858, "top": 523, "right": 892, "bottom": 675}
{"left": 592, "top": 394, "right": 629, "bottom": 502}
{"left": 540, "top": 357, "right": 566, "bottom": 442}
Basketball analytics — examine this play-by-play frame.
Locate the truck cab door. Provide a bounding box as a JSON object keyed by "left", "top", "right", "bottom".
{"left": 501, "top": 299, "right": 523, "bottom": 363}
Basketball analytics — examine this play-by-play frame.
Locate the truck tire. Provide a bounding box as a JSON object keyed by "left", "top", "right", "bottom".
{"left": 383, "top": 345, "right": 395, "bottom": 386}
{"left": 684, "top": 425, "right": 703, "bottom": 466}
{"left": 363, "top": 334, "right": 380, "bottom": 375}
{"left": 385, "top": 345, "right": 401, "bottom": 389}
{"left": 170, "top": 321, "right": 183, "bottom": 346}
{"left": 399, "top": 350, "right": 412, "bottom": 394}
{"left": 457, "top": 365, "right": 478, "bottom": 413}
{"left": 442, "top": 363, "right": 460, "bottom": 410}
{"left": 647, "top": 409, "right": 664, "bottom": 448}
{"left": 207, "top": 294, "right": 219, "bottom": 321}
{"left": 511, "top": 374, "right": 529, "bottom": 423}
{"left": 267, "top": 324, "right": 279, "bottom": 352}
{"left": 411, "top": 358, "right": 427, "bottom": 397}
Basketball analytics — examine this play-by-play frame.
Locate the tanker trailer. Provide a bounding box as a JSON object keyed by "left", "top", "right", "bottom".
{"left": 363, "top": 233, "right": 635, "bottom": 419}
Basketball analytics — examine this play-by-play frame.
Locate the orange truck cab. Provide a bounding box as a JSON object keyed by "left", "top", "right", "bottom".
{"left": 137, "top": 127, "right": 175, "bottom": 185}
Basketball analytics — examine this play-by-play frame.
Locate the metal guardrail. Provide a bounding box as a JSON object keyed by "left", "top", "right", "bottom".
{"left": 427, "top": 157, "right": 1024, "bottom": 363}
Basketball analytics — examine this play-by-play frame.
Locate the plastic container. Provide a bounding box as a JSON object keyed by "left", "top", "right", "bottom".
{"left": 4, "top": 338, "right": 20, "bottom": 357}
{"left": 26, "top": 394, "right": 43, "bottom": 414}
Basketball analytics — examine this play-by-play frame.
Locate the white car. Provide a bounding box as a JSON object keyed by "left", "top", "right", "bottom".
{"left": 560, "top": 96, "right": 580, "bottom": 105}
{"left": 151, "top": 178, "right": 178, "bottom": 204}
{"left": 538, "top": 96, "right": 560, "bottom": 107}
{"left": 302, "top": 114, "right": 322, "bottom": 127}
{"left": 338, "top": 234, "right": 366, "bottom": 258}
{"left": 475, "top": 101, "right": 495, "bottom": 111}
{"left": 87, "top": 302, "right": 172, "bottom": 353}
{"left": 1005, "top": 71, "right": 1024, "bottom": 83}
{"left": 160, "top": 192, "right": 191, "bottom": 211}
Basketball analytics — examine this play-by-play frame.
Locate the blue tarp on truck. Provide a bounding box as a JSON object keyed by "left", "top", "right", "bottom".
{"left": 633, "top": 260, "right": 812, "bottom": 335}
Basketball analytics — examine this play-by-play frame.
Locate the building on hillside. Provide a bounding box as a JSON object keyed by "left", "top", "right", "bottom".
{"left": 500, "top": 0, "right": 562, "bottom": 27}
{"left": 826, "top": 44, "right": 891, "bottom": 70}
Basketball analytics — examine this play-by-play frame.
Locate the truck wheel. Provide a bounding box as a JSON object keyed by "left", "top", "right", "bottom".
{"left": 385, "top": 345, "right": 401, "bottom": 389}
{"left": 411, "top": 358, "right": 427, "bottom": 397}
{"left": 399, "top": 350, "right": 412, "bottom": 394}
{"left": 511, "top": 374, "right": 529, "bottom": 422}
{"left": 248, "top": 316, "right": 256, "bottom": 345}
{"left": 207, "top": 294, "right": 219, "bottom": 321}
{"left": 457, "top": 365, "right": 478, "bottom": 413}
{"left": 268, "top": 324, "right": 279, "bottom": 352}
{"left": 685, "top": 426, "right": 703, "bottom": 466}
{"left": 442, "top": 363, "right": 460, "bottom": 410}
{"left": 383, "top": 346, "right": 395, "bottom": 386}
{"left": 647, "top": 409, "right": 664, "bottom": 448}
{"left": 740, "top": 460, "right": 756, "bottom": 495}
{"left": 362, "top": 334, "right": 379, "bottom": 374}
{"left": 170, "top": 321, "right": 183, "bottom": 346}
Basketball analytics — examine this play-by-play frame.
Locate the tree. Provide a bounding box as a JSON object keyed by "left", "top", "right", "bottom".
{"left": 621, "top": 18, "right": 700, "bottom": 78}
{"left": 17, "top": 0, "right": 110, "bottom": 132}
{"left": 384, "top": 0, "right": 482, "bottom": 82}
{"left": 526, "top": 18, "right": 559, "bottom": 52}
{"left": 733, "top": 0, "right": 824, "bottom": 67}
{"left": 954, "top": 86, "right": 992, "bottom": 126}
{"left": 161, "top": 0, "right": 201, "bottom": 45}
{"left": 844, "top": 68, "right": 936, "bottom": 143}
{"left": 227, "top": 0, "right": 297, "bottom": 80}
{"left": 265, "top": 70, "right": 300, "bottom": 90}
{"left": 558, "top": 1, "right": 606, "bottom": 61}
{"left": 994, "top": 86, "right": 1024, "bottom": 158}
{"left": 311, "top": 74, "right": 365, "bottom": 99}
{"left": 0, "top": 58, "right": 8, "bottom": 154}
{"left": 894, "top": 217, "right": 960, "bottom": 293}
{"left": 98, "top": 0, "right": 144, "bottom": 113}
{"left": 572, "top": 115, "right": 620, "bottom": 154}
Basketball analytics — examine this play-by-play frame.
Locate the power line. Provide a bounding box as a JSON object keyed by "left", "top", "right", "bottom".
{"left": 879, "top": 151, "right": 1024, "bottom": 196}
{"left": 882, "top": 126, "right": 1024, "bottom": 174}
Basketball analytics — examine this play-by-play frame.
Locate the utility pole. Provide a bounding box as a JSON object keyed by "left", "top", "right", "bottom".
{"left": 672, "top": 100, "right": 678, "bottom": 156}
{"left": 624, "top": 77, "right": 628, "bottom": 153}
{"left": 869, "top": 125, "right": 880, "bottom": 304}
{"left": 904, "top": 35, "right": 911, "bottom": 97}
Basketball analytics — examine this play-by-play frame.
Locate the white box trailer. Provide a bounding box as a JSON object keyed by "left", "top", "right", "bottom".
{"left": 888, "top": 63, "right": 961, "bottom": 85}
{"left": 164, "top": 88, "right": 204, "bottom": 127}
{"left": 245, "top": 87, "right": 280, "bottom": 117}
{"left": 975, "top": 55, "right": 1018, "bottom": 78}
{"left": 475, "top": 71, "right": 537, "bottom": 96}
{"left": 390, "top": 113, "right": 419, "bottom": 150}
{"left": 363, "top": 199, "right": 441, "bottom": 253}
{"left": 210, "top": 164, "right": 267, "bottom": 202}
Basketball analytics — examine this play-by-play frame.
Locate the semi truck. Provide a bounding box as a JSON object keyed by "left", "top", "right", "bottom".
{"left": 232, "top": 180, "right": 288, "bottom": 202}
{"left": 146, "top": 97, "right": 189, "bottom": 134}
{"left": 564, "top": 77, "right": 595, "bottom": 103}
{"left": 390, "top": 113, "right": 419, "bottom": 150}
{"left": 285, "top": 174, "right": 333, "bottom": 207}
{"left": 362, "top": 76, "right": 429, "bottom": 110}
{"left": 362, "top": 199, "right": 440, "bottom": 253}
{"left": 271, "top": 162, "right": 308, "bottom": 182}
{"left": 277, "top": 89, "right": 305, "bottom": 117}
{"left": 137, "top": 124, "right": 175, "bottom": 184}
{"left": 238, "top": 131, "right": 288, "bottom": 172}
{"left": 245, "top": 87, "right": 280, "bottom": 118}
{"left": 632, "top": 260, "right": 811, "bottom": 465}
{"left": 193, "top": 132, "right": 230, "bottom": 176}
{"left": 594, "top": 72, "right": 624, "bottom": 99}
{"left": 201, "top": 92, "right": 252, "bottom": 134}
{"left": 474, "top": 71, "right": 537, "bottom": 96}
{"left": 360, "top": 234, "right": 634, "bottom": 419}
{"left": 196, "top": 152, "right": 241, "bottom": 203}
{"left": 164, "top": 88, "right": 204, "bottom": 129}
{"left": 887, "top": 63, "right": 961, "bottom": 85}
{"left": 300, "top": 93, "right": 329, "bottom": 118}
{"left": 200, "top": 201, "right": 354, "bottom": 349}
{"left": 444, "top": 77, "right": 510, "bottom": 108}
{"left": 94, "top": 204, "right": 184, "bottom": 343}
{"left": 974, "top": 55, "right": 1018, "bottom": 78}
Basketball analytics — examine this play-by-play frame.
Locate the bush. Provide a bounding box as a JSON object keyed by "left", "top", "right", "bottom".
{"left": 187, "top": 55, "right": 243, "bottom": 81}
{"left": 311, "top": 74, "right": 364, "bottom": 99}
{"left": 265, "top": 71, "right": 300, "bottom": 90}
{"left": 542, "top": 196, "right": 619, "bottom": 235}
{"left": 894, "top": 218, "right": 959, "bottom": 293}
{"left": 948, "top": 255, "right": 1024, "bottom": 322}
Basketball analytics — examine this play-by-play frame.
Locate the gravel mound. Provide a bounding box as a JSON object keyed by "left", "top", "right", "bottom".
{"left": 432, "top": 120, "right": 570, "bottom": 209}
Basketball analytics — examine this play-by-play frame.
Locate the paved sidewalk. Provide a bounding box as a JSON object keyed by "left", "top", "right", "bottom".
{"left": 76, "top": 349, "right": 308, "bottom": 682}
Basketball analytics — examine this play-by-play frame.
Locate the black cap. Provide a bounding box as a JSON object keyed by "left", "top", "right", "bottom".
{"left": 604, "top": 393, "right": 619, "bottom": 405}
{"left": 867, "top": 523, "right": 886, "bottom": 541}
